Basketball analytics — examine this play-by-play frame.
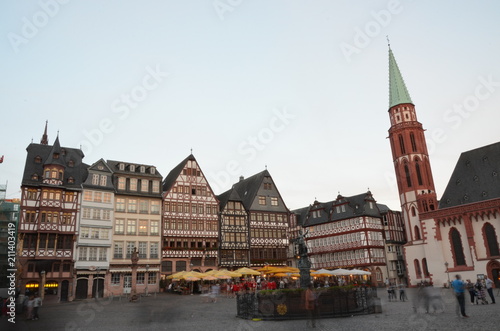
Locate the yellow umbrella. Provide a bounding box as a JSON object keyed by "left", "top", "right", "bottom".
{"left": 202, "top": 275, "right": 218, "bottom": 281}
{"left": 235, "top": 267, "right": 261, "bottom": 276}
{"left": 184, "top": 276, "right": 201, "bottom": 281}
{"left": 167, "top": 271, "right": 187, "bottom": 279}
{"left": 273, "top": 273, "right": 289, "bottom": 277}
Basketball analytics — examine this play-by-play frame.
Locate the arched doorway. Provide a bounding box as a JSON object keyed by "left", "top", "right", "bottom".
{"left": 92, "top": 277, "right": 104, "bottom": 298}
{"left": 487, "top": 260, "right": 500, "bottom": 288}
{"left": 75, "top": 277, "right": 89, "bottom": 299}
{"left": 60, "top": 280, "right": 69, "bottom": 301}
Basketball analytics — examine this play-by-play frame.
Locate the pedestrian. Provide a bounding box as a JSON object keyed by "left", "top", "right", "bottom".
{"left": 25, "top": 295, "right": 34, "bottom": 320}
{"left": 32, "top": 293, "right": 42, "bottom": 320}
{"left": 485, "top": 277, "right": 496, "bottom": 304}
{"left": 305, "top": 283, "right": 318, "bottom": 328}
{"left": 451, "top": 274, "right": 468, "bottom": 318}
{"left": 210, "top": 283, "right": 220, "bottom": 303}
{"left": 399, "top": 283, "right": 406, "bottom": 301}
{"left": 465, "top": 279, "right": 475, "bottom": 305}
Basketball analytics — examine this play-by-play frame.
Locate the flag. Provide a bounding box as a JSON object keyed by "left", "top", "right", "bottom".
{"left": 0, "top": 155, "right": 3, "bottom": 163}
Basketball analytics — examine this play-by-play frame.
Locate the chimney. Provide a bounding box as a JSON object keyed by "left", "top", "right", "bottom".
{"left": 239, "top": 176, "right": 244, "bottom": 182}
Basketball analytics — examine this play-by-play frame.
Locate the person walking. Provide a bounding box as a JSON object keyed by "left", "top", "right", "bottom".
{"left": 32, "top": 293, "right": 42, "bottom": 320}
{"left": 451, "top": 274, "right": 468, "bottom": 318}
{"left": 465, "top": 280, "right": 475, "bottom": 305}
{"left": 485, "top": 277, "right": 496, "bottom": 304}
{"left": 305, "top": 283, "right": 318, "bottom": 328}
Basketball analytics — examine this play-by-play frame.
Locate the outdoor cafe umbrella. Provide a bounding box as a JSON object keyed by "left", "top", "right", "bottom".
{"left": 235, "top": 267, "right": 261, "bottom": 276}
{"left": 329, "top": 268, "right": 354, "bottom": 276}
{"left": 349, "top": 269, "right": 371, "bottom": 275}
{"left": 167, "top": 271, "right": 187, "bottom": 279}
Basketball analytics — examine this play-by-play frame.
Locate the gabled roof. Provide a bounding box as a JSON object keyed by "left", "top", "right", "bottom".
{"left": 162, "top": 154, "right": 196, "bottom": 192}
{"left": 22, "top": 142, "right": 87, "bottom": 189}
{"left": 217, "top": 187, "right": 243, "bottom": 211}
{"left": 43, "top": 136, "right": 65, "bottom": 167}
{"left": 388, "top": 47, "right": 413, "bottom": 109}
{"left": 231, "top": 169, "right": 271, "bottom": 209}
{"left": 302, "top": 191, "right": 381, "bottom": 227}
{"left": 439, "top": 141, "right": 500, "bottom": 209}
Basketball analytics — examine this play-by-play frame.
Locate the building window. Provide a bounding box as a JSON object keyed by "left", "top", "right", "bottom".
{"left": 82, "top": 208, "right": 91, "bottom": 219}
{"left": 119, "top": 163, "right": 125, "bottom": 171}
{"left": 88, "top": 247, "right": 97, "bottom": 261}
{"left": 139, "top": 200, "right": 148, "bottom": 213}
{"left": 114, "top": 242, "right": 123, "bottom": 259}
{"left": 422, "top": 258, "right": 430, "bottom": 277}
{"left": 411, "top": 206, "right": 416, "bottom": 217}
{"left": 130, "top": 178, "right": 138, "bottom": 191}
{"left": 84, "top": 191, "right": 92, "bottom": 201}
{"left": 138, "top": 242, "right": 147, "bottom": 258}
{"left": 398, "top": 134, "right": 406, "bottom": 154}
{"left": 92, "top": 209, "right": 101, "bottom": 220}
{"left": 127, "top": 219, "right": 137, "bottom": 235}
{"left": 140, "top": 166, "right": 145, "bottom": 173}
{"left": 103, "top": 192, "right": 112, "bottom": 203}
{"left": 80, "top": 227, "right": 89, "bottom": 238}
{"left": 139, "top": 220, "right": 148, "bottom": 235}
{"left": 100, "top": 175, "right": 107, "bottom": 186}
{"left": 150, "top": 221, "right": 159, "bottom": 236}
{"left": 79, "top": 247, "right": 87, "bottom": 261}
{"left": 483, "top": 223, "right": 500, "bottom": 257}
{"left": 404, "top": 164, "right": 412, "bottom": 188}
{"left": 414, "top": 259, "right": 422, "bottom": 279}
{"left": 111, "top": 273, "right": 120, "bottom": 285}
{"left": 136, "top": 273, "right": 145, "bottom": 284}
{"left": 128, "top": 199, "right": 137, "bottom": 213}
{"left": 116, "top": 198, "right": 125, "bottom": 212}
{"left": 410, "top": 132, "right": 417, "bottom": 152}
{"left": 114, "top": 219, "right": 124, "bottom": 235}
{"left": 118, "top": 177, "right": 126, "bottom": 190}
{"left": 414, "top": 225, "right": 421, "bottom": 240}
{"left": 148, "top": 272, "right": 157, "bottom": 284}
{"left": 141, "top": 180, "right": 149, "bottom": 192}
{"left": 150, "top": 242, "right": 159, "bottom": 259}
{"left": 92, "top": 174, "right": 99, "bottom": 185}
{"left": 102, "top": 210, "right": 111, "bottom": 220}
{"left": 98, "top": 248, "right": 107, "bottom": 261}
{"left": 126, "top": 242, "right": 135, "bottom": 258}
{"left": 415, "top": 162, "right": 423, "bottom": 186}
{"left": 270, "top": 197, "right": 278, "bottom": 206}
{"left": 152, "top": 180, "right": 160, "bottom": 193}
{"left": 91, "top": 228, "right": 99, "bottom": 239}
{"left": 450, "top": 228, "right": 466, "bottom": 266}
{"left": 130, "top": 165, "right": 135, "bottom": 172}
{"left": 151, "top": 201, "right": 160, "bottom": 214}
{"left": 258, "top": 196, "right": 266, "bottom": 205}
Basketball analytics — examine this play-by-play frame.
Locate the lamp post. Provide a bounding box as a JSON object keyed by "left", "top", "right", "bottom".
{"left": 145, "top": 264, "right": 149, "bottom": 296}
{"left": 40, "top": 270, "right": 46, "bottom": 301}
{"left": 444, "top": 262, "right": 450, "bottom": 287}
{"left": 96, "top": 267, "right": 100, "bottom": 299}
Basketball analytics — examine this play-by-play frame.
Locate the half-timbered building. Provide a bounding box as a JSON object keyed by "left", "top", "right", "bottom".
{"left": 18, "top": 124, "right": 87, "bottom": 301}
{"left": 231, "top": 170, "right": 290, "bottom": 267}
{"left": 74, "top": 159, "right": 114, "bottom": 299}
{"left": 161, "top": 154, "right": 219, "bottom": 276}
{"left": 217, "top": 187, "right": 250, "bottom": 268}
{"left": 298, "top": 192, "right": 389, "bottom": 286}
{"left": 107, "top": 160, "right": 162, "bottom": 296}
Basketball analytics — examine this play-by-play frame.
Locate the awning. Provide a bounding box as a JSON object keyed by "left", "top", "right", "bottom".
{"left": 109, "top": 268, "right": 160, "bottom": 273}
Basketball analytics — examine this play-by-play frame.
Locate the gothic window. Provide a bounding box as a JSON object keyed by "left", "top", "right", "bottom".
{"left": 414, "top": 225, "right": 421, "bottom": 240}
{"left": 410, "top": 132, "right": 417, "bottom": 152}
{"left": 483, "top": 223, "right": 500, "bottom": 257}
{"left": 422, "top": 258, "right": 429, "bottom": 277}
{"left": 415, "top": 161, "right": 423, "bottom": 186}
{"left": 398, "top": 134, "right": 406, "bottom": 154}
{"left": 404, "top": 164, "right": 412, "bottom": 187}
{"left": 411, "top": 206, "right": 416, "bottom": 217}
{"left": 450, "top": 228, "right": 466, "bottom": 266}
{"left": 414, "top": 259, "right": 422, "bottom": 279}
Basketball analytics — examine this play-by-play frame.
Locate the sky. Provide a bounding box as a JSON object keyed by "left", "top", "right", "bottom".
{"left": 1, "top": 0, "right": 500, "bottom": 211}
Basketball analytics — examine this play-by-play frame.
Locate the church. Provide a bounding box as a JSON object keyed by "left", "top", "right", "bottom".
{"left": 387, "top": 47, "right": 500, "bottom": 287}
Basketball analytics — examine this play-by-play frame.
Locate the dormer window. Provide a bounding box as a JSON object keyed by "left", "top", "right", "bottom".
{"left": 68, "top": 159, "right": 75, "bottom": 167}
{"left": 140, "top": 166, "right": 145, "bottom": 173}
{"left": 35, "top": 156, "right": 42, "bottom": 163}
{"left": 130, "top": 165, "right": 135, "bottom": 172}
{"left": 150, "top": 167, "right": 156, "bottom": 175}
{"left": 31, "top": 174, "right": 38, "bottom": 180}
{"left": 119, "top": 163, "right": 125, "bottom": 171}
{"left": 61, "top": 148, "right": 66, "bottom": 155}
{"left": 53, "top": 153, "right": 59, "bottom": 159}
{"left": 68, "top": 177, "right": 75, "bottom": 184}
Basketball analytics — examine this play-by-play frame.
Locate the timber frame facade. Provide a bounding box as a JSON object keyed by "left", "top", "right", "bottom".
{"left": 161, "top": 155, "right": 219, "bottom": 276}
{"left": 18, "top": 126, "right": 87, "bottom": 301}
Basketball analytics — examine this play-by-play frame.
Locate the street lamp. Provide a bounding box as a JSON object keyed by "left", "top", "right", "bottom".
{"left": 40, "top": 270, "right": 46, "bottom": 301}
{"left": 145, "top": 264, "right": 149, "bottom": 296}
{"left": 96, "top": 267, "right": 100, "bottom": 299}
{"left": 444, "top": 262, "right": 450, "bottom": 287}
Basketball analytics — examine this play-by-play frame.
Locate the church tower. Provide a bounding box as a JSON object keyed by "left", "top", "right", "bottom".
{"left": 387, "top": 47, "right": 438, "bottom": 243}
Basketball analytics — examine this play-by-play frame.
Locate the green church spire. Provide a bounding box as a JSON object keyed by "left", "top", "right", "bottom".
{"left": 388, "top": 47, "right": 413, "bottom": 109}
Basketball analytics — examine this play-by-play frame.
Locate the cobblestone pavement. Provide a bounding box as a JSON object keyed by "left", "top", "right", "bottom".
{"left": 2, "top": 288, "right": 498, "bottom": 331}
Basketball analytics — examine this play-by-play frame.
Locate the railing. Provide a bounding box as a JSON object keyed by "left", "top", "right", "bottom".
{"left": 236, "top": 286, "right": 379, "bottom": 320}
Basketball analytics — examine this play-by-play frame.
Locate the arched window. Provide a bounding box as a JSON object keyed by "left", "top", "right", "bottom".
{"left": 422, "top": 258, "right": 429, "bottom": 277}
{"left": 410, "top": 132, "right": 417, "bottom": 152}
{"left": 450, "top": 228, "right": 466, "bottom": 266}
{"left": 404, "top": 164, "right": 412, "bottom": 187}
{"left": 483, "top": 223, "right": 500, "bottom": 257}
{"left": 414, "top": 259, "right": 422, "bottom": 279}
{"left": 415, "top": 162, "right": 423, "bottom": 186}
{"left": 398, "top": 134, "right": 406, "bottom": 154}
{"left": 375, "top": 268, "right": 382, "bottom": 282}
{"left": 414, "top": 225, "right": 421, "bottom": 240}
{"left": 411, "top": 206, "right": 416, "bottom": 217}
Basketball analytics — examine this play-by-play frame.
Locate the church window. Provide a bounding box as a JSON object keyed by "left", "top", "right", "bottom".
{"left": 415, "top": 162, "right": 423, "bottom": 186}
{"left": 450, "top": 228, "right": 466, "bottom": 266}
{"left": 410, "top": 132, "right": 417, "bottom": 152}
{"left": 414, "top": 225, "right": 421, "bottom": 240}
{"left": 404, "top": 164, "right": 412, "bottom": 187}
{"left": 483, "top": 223, "right": 500, "bottom": 257}
{"left": 414, "top": 259, "right": 422, "bottom": 279}
{"left": 398, "top": 134, "right": 406, "bottom": 154}
{"left": 411, "top": 206, "right": 416, "bottom": 217}
{"left": 422, "top": 258, "right": 430, "bottom": 277}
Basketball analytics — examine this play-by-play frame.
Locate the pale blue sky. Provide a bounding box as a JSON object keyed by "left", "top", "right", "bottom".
{"left": 1, "top": 0, "right": 500, "bottom": 211}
